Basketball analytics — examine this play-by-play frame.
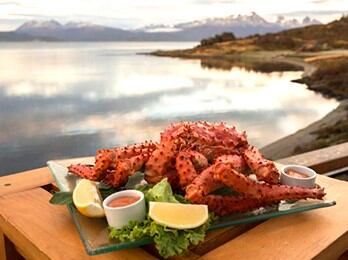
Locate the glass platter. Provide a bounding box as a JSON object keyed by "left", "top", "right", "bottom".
{"left": 47, "top": 159, "right": 336, "bottom": 256}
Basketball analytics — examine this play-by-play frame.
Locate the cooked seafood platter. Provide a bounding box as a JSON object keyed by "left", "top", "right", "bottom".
{"left": 68, "top": 121, "right": 325, "bottom": 216}
{"left": 49, "top": 121, "right": 334, "bottom": 258}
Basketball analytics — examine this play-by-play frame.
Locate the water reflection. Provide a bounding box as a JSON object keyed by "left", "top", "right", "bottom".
{"left": 0, "top": 42, "right": 338, "bottom": 175}
{"left": 200, "top": 58, "right": 303, "bottom": 72}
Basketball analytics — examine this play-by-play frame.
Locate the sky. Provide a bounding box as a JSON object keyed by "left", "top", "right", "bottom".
{"left": 1, "top": 0, "right": 348, "bottom": 31}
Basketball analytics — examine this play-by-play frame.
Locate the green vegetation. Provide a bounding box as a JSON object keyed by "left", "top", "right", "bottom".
{"left": 301, "top": 58, "right": 348, "bottom": 100}
{"left": 293, "top": 57, "right": 348, "bottom": 100}
{"left": 281, "top": 15, "right": 348, "bottom": 50}
{"left": 197, "top": 15, "right": 348, "bottom": 52}
{"left": 109, "top": 179, "right": 215, "bottom": 259}
{"left": 199, "top": 32, "right": 236, "bottom": 47}
{"left": 254, "top": 34, "right": 301, "bottom": 50}
{"left": 153, "top": 15, "right": 348, "bottom": 58}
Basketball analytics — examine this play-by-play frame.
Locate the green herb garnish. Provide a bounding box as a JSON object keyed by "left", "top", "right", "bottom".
{"left": 109, "top": 179, "right": 217, "bottom": 258}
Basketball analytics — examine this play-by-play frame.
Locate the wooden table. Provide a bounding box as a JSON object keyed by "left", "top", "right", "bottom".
{"left": 1, "top": 164, "right": 348, "bottom": 260}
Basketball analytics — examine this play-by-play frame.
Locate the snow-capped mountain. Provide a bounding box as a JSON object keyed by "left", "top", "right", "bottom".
{"left": 142, "top": 12, "right": 320, "bottom": 33}
{"left": 138, "top": 12, "right": 270, "bottom": 32}
{"left": 16, "top": 20, "right": 63, "bottom": 32}
{"left": 276, "top": 15, "right": 320, "bottom": 28}
{"left": 64, "top": 21, "right": 100, "bottom": 29}
{"left": 138, "top": 24, "right": 180, "bottom": 33}
{"left": 176, "top": 12, "right": 269, "bottom": 29}
{"left": 9, "top": 13, "right": 322, "bottom": 41}
{"left": 138, "top": 12, "right": 321, "bottom": 37}
{"left": 15, "top": 20, "right": 133, "bottom": 41}
{"left": 16, "top": 20, "right": 108, "bottom": 32}
{"left": 302, "top": 16, "right": 321, "bottom": 25}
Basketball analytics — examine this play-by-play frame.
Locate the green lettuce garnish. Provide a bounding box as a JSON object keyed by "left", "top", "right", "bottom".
{"left": 109, "top": 179, "right": 216, "bottom": 258}
{"left": 109, "top": 216, "right": 212, "bottom": 258}
{"left": 144, "top": 178, "right": 179, "bottom": 203}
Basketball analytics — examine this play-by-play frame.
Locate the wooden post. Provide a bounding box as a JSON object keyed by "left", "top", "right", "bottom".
{"left": 0, "top": 230, "right": 6, "bottom": 260}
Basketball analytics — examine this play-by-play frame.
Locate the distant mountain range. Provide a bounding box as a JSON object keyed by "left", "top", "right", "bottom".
{"left": 0, "top": 12, "right": 321, "bottom": 42}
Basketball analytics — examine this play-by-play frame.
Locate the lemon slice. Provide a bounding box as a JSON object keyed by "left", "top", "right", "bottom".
{"left": 148, "top": 202, "right": 208, "bottom": 229}
{"left": 72, "top": 179, "right": 105, "bottom": 218}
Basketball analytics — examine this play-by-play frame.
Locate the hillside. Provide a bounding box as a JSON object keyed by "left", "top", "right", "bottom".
{"left": 255, "top": 16, "right": 348, "bottom": 51}
{"left": 153, "top": 16, "right": 348, "bottom": 57}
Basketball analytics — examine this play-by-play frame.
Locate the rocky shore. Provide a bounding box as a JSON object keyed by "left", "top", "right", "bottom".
{"left": 263, "top": 53, "right": 348, "bottom": 159}
{"left": 262, "top": 100, "right": 348, "bottom": 159}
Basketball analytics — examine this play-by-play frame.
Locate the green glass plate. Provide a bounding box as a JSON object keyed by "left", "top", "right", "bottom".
{"left": 47, "top": 158, "right": 336, "bottom": 256}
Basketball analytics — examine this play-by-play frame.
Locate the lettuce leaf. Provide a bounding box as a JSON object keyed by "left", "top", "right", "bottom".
{"left": 109, "top": 178, "right": 216, "bottom": 258}
{"left": 144, "top": 178, "right": 179, "bottom": 203}
{"left": 109, "top": 216, "right": 214, "bottom": 258}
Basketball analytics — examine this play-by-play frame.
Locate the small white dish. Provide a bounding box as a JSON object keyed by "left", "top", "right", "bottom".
{"left": 280, "top": 165, "right": 317, "bottom": 188}
{"left": 103, "top": 190, "right": 146, "bottom": 229}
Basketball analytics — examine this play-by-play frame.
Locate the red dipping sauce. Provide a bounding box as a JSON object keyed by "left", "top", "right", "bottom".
{"left": 108, "top": 196, "right": 140, "bottom": 208}
{"left": 286, "top": 169, "right": 309, "bottom": 179}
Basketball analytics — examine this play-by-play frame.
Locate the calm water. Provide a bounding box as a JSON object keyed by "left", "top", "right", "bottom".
{"left": 0, "top": 42, "right": 338, "bottom": 175}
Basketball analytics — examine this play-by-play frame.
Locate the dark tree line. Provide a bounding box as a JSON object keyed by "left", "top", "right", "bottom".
{"left": 199, "top": 32, "right": 236, "bottom": 46}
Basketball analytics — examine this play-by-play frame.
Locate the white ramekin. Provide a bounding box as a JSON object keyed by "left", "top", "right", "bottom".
{"left": 103, "top": 189, "right": 146, "bottom": 229}
{"left": 280, "top": 165, "right": 317, "bottom": 188}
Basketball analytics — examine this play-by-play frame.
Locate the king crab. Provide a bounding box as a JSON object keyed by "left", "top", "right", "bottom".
{"left": 68, "top": 121, "right": 325, "bottom": 216}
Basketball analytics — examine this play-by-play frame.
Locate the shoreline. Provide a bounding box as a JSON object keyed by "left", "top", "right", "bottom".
{"left": 262, "top": 100, "right": 348, "bottom": 159}
{"left": 150, "top": 48, "right": 348, "bottom": 159}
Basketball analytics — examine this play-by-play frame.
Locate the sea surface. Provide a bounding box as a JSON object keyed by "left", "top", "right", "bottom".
{"left": 0, "top": 42, "right": 338, "bottom": 175}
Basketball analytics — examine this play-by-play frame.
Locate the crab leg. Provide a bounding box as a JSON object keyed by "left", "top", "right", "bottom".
{"left": 243, "top": 146, "right": 280, "bottom": 184}
{"left": 203, "top": 195, "right": 277, "bottom": 216}
{"left": 185, "top": 160, "right": 274, "bottom": 216}
{"left": 67, "top": 164, "right": 98, "bottom": 180}
{"left": 214, "top": 163, "right": 325, "bottom": 201}
{"left": 68, "top": 141, "right": 156, "bottom": 182}
{"left": 103, "top": 153, "right": 150, "bottom": 188}
{"left": 185, "top": 155, "right": 247, "bottom": 202}
{"left": 68, "top": 149, "right": 115, "bottom": 181}
{"left": 185, "top": 164, "right": 223, "bottom": 201}
{"left": 145, "top": 140, "right": 178, "bottom": 184}
{"left": 112, "top": 141, "right": 157, "bottom": 160}
{"left": 175, "top": 150, "right": 208, "bottom": 188}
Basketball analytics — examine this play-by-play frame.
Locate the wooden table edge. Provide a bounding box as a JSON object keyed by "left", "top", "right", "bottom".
{"left": 0, "top": 211, "right": 50, "bottom": 260}
{"left": 0, "top": 167, "right": 54, "bottom": 197}
{"left": 1, "top": 157, "right": 348, "bottom": 260}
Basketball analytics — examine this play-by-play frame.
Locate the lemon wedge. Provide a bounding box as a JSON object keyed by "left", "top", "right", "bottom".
{"left": 72, "top": 179, "right": 105, "bottom": 218}
{"left": 148, "top": 202, "right": 208, "bottom": 229}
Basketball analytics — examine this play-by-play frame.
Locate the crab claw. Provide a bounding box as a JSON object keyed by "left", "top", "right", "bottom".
{"left": 68, "top": 164, "right": 100, "bottom": 181}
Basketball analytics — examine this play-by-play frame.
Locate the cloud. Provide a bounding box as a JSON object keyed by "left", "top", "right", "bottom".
{"left": 193, "top": 0, "right": 238, "bottom": 3}
{"left": 0, "top": 1, "right": 21, "bottom": 6}
{"left": 10, "top": 13, "right": 52, "bottom": 18}
{"left": 1, "top": 0, "right": 348, "bottom": 30}
{"left": 310, "top": 0, "right": 329, "bottom": 3}
{"left": 277, "top": 10, "right": 348, "bottom": 16}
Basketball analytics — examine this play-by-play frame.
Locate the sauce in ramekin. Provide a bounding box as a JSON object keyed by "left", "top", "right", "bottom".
{"left": 286, "top": 169, "right": 309, "bottom": 179}
{"left": 108, "top": 196, "right": 140, "bottom": 208}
